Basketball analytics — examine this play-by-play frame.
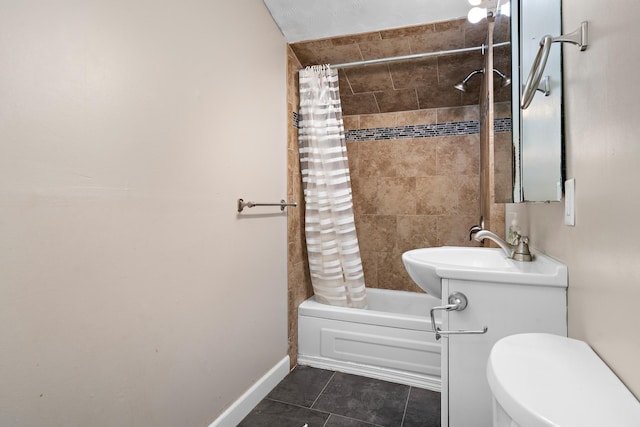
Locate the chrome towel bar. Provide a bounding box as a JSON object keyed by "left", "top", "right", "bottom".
{"left": 521, "top": 21, "right": 588, "bottom": 109}
{"left": 430, "top": 292, "right": 488, "bottom": 341}
{"left": 237, "top": 198, "right": 297, "bottom": 213}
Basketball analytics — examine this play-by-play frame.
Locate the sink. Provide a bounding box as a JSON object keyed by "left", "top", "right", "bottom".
{"left": 402, "top": 246, "right": 567, "bottom": 299}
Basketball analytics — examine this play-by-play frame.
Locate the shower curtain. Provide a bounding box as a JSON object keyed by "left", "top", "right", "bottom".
{"left": 298, "top": 65, "right": 367, "bottom": 309}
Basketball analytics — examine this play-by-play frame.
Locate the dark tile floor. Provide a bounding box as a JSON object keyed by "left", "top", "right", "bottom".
{"left": 238, "top": 366, "right": 440, "bottom": 427}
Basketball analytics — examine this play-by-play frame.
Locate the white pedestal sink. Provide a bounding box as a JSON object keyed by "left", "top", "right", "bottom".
{"left": 401, "top": 246, "right": 567, "bottom": 299}
{"left": 401, "top": 246, "right": 568, "bottom": 427}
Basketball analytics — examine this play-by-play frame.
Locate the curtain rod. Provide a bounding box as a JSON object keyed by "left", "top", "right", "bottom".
{"left": 299, "top": 41, "right": 510, "bottom": 71}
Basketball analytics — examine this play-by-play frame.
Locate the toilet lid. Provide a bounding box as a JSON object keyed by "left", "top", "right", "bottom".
{"left": 487, "top": 333, "right": 640, "bottom": 427}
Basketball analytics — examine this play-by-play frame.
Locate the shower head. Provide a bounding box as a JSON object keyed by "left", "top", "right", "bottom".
{"left": 492, "top": 68, "right": 512, "bottom": 88}
{"left": 452, "top": 68, "right": 512, "bottom": 92}
{"left": 453, "top": 69, "right": 485, "bottom": 92}
{"left": 453, "top": 81, "right": 468, "bottom": 92}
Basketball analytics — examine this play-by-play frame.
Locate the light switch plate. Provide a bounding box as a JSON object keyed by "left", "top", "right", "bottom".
{"left": 564, "top": 179, "right": 575, "bottom": 226}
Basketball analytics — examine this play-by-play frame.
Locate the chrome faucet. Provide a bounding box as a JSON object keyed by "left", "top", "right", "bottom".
{"left": 468, "top": 226, "right": 533, "bottom": 262}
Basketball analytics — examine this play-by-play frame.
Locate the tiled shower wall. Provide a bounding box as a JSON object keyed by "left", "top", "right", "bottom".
{"left": 286, "top": 20, "right": 511, "bottom": 364}
{"left": 286, "top": 103, "right": 483, "bottom": 364}
{"left": 287, "top": 46, "right": 313, "bottom": 366}
{"left": 344, "top": 109, "right": 481, "bottom": 292}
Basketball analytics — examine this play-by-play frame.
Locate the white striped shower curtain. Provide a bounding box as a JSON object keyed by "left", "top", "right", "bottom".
{"left": 298, "top": 65, "right": 367, "bottom": 309}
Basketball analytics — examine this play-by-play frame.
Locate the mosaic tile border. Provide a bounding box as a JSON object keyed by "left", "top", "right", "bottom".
{"left": 293, "top": 111, "right": 512, "bottom": 141}
{"left": 345, "top": 118, "right": 512, "bottom": 142}
{"left": 346, "top": 121, "right": 478, "bottom": 141}
{"left": 494, "top": 117, "right": 511, "bottom": 133}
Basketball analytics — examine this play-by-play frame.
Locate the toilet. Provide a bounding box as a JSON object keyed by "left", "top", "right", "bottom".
{"left": 487, "top": 333, "right": 640, "bottom": 427}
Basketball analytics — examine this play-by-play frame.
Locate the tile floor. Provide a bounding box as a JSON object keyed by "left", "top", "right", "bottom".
{"left": 238, "top": 366, "right": 440, "bottom": 427}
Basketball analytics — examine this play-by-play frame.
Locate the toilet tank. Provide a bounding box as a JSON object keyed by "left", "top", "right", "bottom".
{"left": 487, "top": 333, "right": 640, "bottom": 427}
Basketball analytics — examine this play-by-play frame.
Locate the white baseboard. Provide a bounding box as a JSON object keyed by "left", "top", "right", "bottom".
{"left": 209, "top": 355, "right": 290, "bottom": 427}
{"left": 297, "top": 354, "right": 441, "bottom": 392}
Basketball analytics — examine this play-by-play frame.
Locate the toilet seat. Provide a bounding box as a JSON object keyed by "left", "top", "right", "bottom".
{"left": 487, "top": 333, "right": 640, "bottom": 427}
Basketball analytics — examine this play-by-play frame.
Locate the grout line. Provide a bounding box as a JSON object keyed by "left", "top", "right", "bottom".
{"left": 400, "top": 386, "right": 412, "bottom": 427}
{"left": 310, "top": 371, "right": 337, "bottom": 409}
{"left": 264, "top": 397, "right": 330, "bottom": 414}
{"left": 322, "top": 412, "right": 386, "bottom": 427}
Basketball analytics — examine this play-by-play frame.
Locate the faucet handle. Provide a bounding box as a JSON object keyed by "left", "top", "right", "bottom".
{"left": 512, "top": 232, "right": 529, "bottom": 244}
{"left": 512, "top": 234, "right": 533, "bottom": 262}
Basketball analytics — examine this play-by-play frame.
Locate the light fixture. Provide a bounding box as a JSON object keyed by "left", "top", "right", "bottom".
{"left": 466, "top": 0, "right": 509, "bottom": 23}
{"left": 499, "top": 1, "right": 511, "bottom": 17}
{"left": 467, "top": 6, "right": 489, "bottom": 24}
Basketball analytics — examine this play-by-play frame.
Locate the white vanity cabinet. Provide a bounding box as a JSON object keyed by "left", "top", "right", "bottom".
{"left": 440, "top": 278, "right": 567, "bottom": 427}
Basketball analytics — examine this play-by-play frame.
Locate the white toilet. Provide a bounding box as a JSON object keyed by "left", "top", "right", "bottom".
{"left": 487, "top": 333, "right": 640, "bottom": 427}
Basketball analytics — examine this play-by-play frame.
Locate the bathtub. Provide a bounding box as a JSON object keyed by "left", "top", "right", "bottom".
{"left": 298, "top": 288, "right": 441, "bottom": 391}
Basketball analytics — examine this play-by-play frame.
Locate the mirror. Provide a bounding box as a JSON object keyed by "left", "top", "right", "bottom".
{"left": 276, "top": 0, "right": 565, "bottom": 203}
{"left": 501, "top": 0, "right": 563, "bottom": 202}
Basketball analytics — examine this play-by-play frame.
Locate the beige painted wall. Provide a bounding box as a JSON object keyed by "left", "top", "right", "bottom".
{"left": 0, "top": 1, "right": 287, "bottom": 425}
{"left": 506, "top": 1, "right": 640, "bottom": 397}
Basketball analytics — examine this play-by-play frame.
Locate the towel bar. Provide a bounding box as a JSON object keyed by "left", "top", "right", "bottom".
{"left": 237, "top": 198, "right": 297, "bottom": 213}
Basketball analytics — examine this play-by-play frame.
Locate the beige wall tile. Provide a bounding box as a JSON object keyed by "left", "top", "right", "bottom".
{"left": 395, "top": 139, "right": 437, "bottom": 177}
{"left": 358, "top": 245, "right": 379, "bottom": 288}
{"left": 396, "top": 109, "right": 438, "bottom": 126}
{"left": 417, "top": 83, "right": 463, "bottom": 108}
{"left": 375, "top": 89, "right": 420, "bottom": 113}
{"left": 351, "top": 175, "right": 379, "bottom": 215}
{"left": 338, "top": 69, "right": 354, "bottom": 95}
{"left": 377, "top": 177, "right": 417, "bottom": 215}
{"left": 358, "top": 140, "right": 396, "bottom": 178}
{"left": 345, "top": 64, "right": 394, "bottom": 93}
{"left": 456, "top": 175, "right": 482, "bottom": 217}
{"left": 291, "top": 42, "right": 363, "bottom": 67}
{"left": 341, "top": 93, "right": 380, "bottom": 115}
{"left": 438, "top": 51, "right": 485, "bottom": 87}
{"left": 357, "top": 214, "right": 398, "bottom": 253}
{"left": 416, "top": 176, "right": 459, "bottom": 215}
{"left": 494, "top": 16, "right": 510, "bottom": 43}
{"left": 396, "top": 215, "right": 438, "bottom": 252}
{"left": 381, "top": 24, "right": 435, "bottom": 39}
{"left": 359, "top": 38, "right": 412, "bottom": 60}
{"left": 494, "top": 102, "right": 512, "bottom": 119}
{"left": 389, "top": 58, "right": 439, "bottom": 89}
{"left": 346, "top": 141, "right": 360, "bottom": 176}
{"left": 343, "top": 115, "right": 361, "bottom": 130}
{"left": 360, "top": 112, "right": 397, "bottom": 129}
{"left": 494, "top": 85, "right": 511, "bottom": 103}
{"left": 376, "top": 249, "right": 420, "bottom": 292}
{"left": 437, "top": 105, "right": 480, "bottom": 123}
{"left": 437, "top": 215, "right": 482, "bottom": 247}
{"left": 409, "top": 25, "right": 465, "bottom": 54}
{"left": 434, "top": 18, "right": 466, "bottom": 31}
{"left": 436, "top": 135, "right": 480, "bottom": 175}
{"left": 331, "top": 31, "right": 382, "bottom": 46}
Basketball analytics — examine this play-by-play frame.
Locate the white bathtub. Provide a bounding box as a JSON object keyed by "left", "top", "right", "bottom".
{"left": 298, "top": 288, "right": 441, "bottom": 391}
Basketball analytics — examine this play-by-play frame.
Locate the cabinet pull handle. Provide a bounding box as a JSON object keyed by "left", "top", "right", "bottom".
{"left": 430, "top": 292, "right": 488, "bottom": 341}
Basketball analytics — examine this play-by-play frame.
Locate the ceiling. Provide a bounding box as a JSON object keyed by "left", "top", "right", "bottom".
{"left": 263, "top": 0, "right": 471, "bottom": 42}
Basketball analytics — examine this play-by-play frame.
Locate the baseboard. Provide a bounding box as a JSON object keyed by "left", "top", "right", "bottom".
{"left": 209, "top": 355, "right": 290, "bottom": 427}
{"left": 297, "top": 354, "right": 441, "bottom": 392}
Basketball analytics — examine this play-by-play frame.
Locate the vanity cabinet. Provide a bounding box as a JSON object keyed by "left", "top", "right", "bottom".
{"left": 440, "top": 278, "right": 567, "bottom": 427}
